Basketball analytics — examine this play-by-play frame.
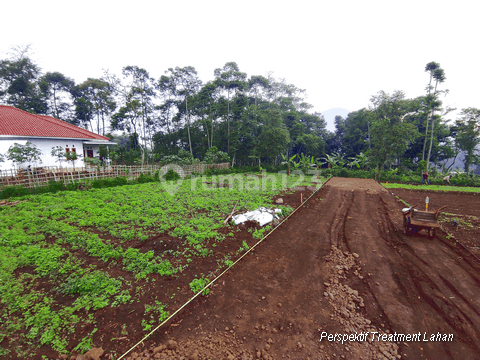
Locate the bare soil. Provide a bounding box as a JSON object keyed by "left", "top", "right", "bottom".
{"left": 119, "top": 178, "right": 480, "bottom": 360}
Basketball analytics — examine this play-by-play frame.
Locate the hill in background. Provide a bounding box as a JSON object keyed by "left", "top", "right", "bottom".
{"left": 321, "top": 108, "right": 350, "bottom": 132}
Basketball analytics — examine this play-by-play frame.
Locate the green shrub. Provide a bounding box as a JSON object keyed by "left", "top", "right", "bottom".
{"left": 112, "top": 177, "right": 128, "bottom": 186}
{"left": 136, "top": 173, "right": 155, "bottom": 184}
{"left": 0, "top": 186, "right": 30, "bottom": 199}
{"left": 47, "top": 180, "right": 65, "bottom": 193}
{"left": 164, "top": 169, "right": 181, "bottom": 181}
{"left": 203, "top": 146, "right": 230, "bottom": 164}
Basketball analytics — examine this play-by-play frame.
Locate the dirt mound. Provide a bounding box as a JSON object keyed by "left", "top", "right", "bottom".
{"left": 327, "top": 177, "right": 387, "bottom": 194}
{"left": 117, "top": 178, "right": 480, "bottom": 360}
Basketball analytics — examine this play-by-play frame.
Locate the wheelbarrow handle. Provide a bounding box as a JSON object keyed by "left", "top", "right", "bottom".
{"left": 435, "top": 205, "right": 447, "bottom": 214}
{"left": 402, "top": 204, "right": 418, "bottom": 215}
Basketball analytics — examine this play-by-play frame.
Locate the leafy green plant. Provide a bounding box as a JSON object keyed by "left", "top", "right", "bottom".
{"left": 142, "top": 301, "right": 169, "bottom": 331}
{"left": 189, "top": 277, "right": 210, "bottom": 296}
{"left": 7, "top": 142, "right": 43, "bottom": 169}
{"left": 65, "top": 150, "right": 80, "bottom": 170}
{"left": 73, "top": 328, "right": 97, "bottom": 353}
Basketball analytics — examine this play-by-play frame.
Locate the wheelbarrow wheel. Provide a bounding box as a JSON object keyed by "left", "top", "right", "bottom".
{"left": 403, "top": 217, "right": 411, "bottom": 235}
{"left": 428, "top": 228, "right": 436, "bottom": 239}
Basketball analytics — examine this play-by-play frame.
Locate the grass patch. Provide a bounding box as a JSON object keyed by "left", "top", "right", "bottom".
{"left": 382, "top": 183, "right": 480, "bottom": 193}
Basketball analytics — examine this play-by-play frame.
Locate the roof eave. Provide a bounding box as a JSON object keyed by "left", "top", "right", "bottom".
{"left": 0, "top": 135, "right": 110, "bottom": 141}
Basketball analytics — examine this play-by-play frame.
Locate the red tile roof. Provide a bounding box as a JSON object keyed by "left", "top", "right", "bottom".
{"left": 0, "top": 105, "right": 109, "bottom": 140}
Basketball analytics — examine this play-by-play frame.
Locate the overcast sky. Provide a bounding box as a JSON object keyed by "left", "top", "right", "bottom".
{"left": 1, "top": 0, "right": 478, "bottom": 131}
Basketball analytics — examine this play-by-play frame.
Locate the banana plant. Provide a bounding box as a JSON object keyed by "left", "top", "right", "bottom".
{"left": 281, "top": 153, "right": 297, "bottom": 175}
{"left": 354, "top": 152, "right": 369, "bottom": 170}
{"left": 347, "top": 157, "right": 360, "bottom": 169}
{"left": 299, "top": 153, "right": 315, "bottom": 170}
{"left": 320, "top": 153, "right": 345, "bottom": 169}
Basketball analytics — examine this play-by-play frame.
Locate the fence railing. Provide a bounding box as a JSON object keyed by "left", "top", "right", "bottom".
{"left": 0, "top": 163, "right": 230, "bottom": 189}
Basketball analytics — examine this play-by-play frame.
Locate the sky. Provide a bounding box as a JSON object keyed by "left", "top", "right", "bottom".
{"left": 1, "top": 0, "right": 478, "bottom": 131}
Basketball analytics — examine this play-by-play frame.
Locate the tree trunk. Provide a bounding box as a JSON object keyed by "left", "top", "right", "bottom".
{"left": 426, "top": 113, "right": 435, "bottom": 171}
{"left": 422, "top": 116, "right": 429, "bottom": 161}
{"left": 186, "top": 96, "right": 193, "bottom": 156}
{"left": 101, "top": 112, "right": 105, "bottom": 136}
{"left": 426, "top": 81, "right": 440, "bottom": 171}
{"left": 422, "top": 74, "right": 434, "bottom": 161}
{"left": 53, "top": 87, "right": 59, "bottom": 119}
{"left": 227, "top": 91, "right": 230, "bottom": 153}
{"left": 97, "top": 112, "right": 101, "bottom": 135}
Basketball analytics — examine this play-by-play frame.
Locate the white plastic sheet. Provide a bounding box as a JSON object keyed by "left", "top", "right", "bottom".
{"left": 232, "top": 207, "right": 282, "bottom": 227}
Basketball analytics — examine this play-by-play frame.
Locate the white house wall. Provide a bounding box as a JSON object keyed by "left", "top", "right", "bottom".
{"left": 0, "top": 138, "right": 87, "bottom": 170}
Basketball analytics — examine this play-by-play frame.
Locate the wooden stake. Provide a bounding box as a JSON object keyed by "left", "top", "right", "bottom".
{"left": 223, "top": 199, "right": 240, "bottom": 224}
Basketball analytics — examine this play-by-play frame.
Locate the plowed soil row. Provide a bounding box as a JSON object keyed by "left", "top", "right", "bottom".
{"left": 120, "top": 178, "right": 480, "bottom": 360}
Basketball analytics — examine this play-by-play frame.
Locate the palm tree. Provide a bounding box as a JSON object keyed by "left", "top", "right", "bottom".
{"left": 422, "top": 62, "right": 440, "bottom": 161}
{"left": 426, "top": 67, "right": 446, "bottom": 171}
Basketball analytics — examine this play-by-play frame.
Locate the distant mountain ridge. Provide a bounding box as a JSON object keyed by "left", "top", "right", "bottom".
{"left": 321, "top": 108, "right": 350, "bottom": 132}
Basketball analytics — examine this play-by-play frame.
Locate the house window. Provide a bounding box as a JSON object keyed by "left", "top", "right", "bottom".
{"left": 65, "top": 148, "right": 70, "bottom": 154}
{"left": 84, "top": 146, "right": 94, "bottom": 158}
{"left": 71, "top": 148, "right": 76, "bottom": 154}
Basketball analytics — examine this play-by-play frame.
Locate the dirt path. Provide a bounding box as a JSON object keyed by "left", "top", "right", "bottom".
{"left": 122, "top": 178, "right": 480, "bottom": 360}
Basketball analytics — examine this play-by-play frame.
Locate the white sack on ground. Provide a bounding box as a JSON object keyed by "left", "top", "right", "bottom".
{"left": 232, "top": 207, "right": 282, "bottom": 227}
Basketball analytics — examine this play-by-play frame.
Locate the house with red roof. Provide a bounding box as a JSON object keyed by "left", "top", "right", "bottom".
{"left": 0, "top": 105, "right": 116, "bottom": 169}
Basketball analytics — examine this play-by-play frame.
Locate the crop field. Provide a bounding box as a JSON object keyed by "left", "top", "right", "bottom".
{"left": 0, "top": 172, "right": 322, "bottom": 359}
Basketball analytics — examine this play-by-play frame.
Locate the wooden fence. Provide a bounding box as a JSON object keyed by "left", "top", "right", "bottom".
{"left": 0, "top": 163, "right": 230, "bottom": 189}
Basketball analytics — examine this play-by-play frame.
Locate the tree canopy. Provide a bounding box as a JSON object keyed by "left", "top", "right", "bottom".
{"left": 0, "top": 52, "right": 477, "bottom": 174}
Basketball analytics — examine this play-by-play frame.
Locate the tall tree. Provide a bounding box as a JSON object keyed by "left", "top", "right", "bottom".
{"left": 369, "top": 91, "right": 419, "bottom": 169}
{"left": 422, "top": 61, "right": 440, "bottom": 161}
{"left": 455, "top": 108, "right": 480, "bottom": 174}
{"left": 214, "top": 62, "right": 247, "bottom": 153}
{"left": 247, "top": 75, "right": 270, "bottom": 107}
{"left": 155, "top": 74, "right": 178, "bottom": 147}
{"left": 190, "top": 81, "right": 222, "bottom": 150}
{"left": 120, "top": 66, "right": 155, "bottom": 149}
{"left": 39, "top": 72, "right": 75, "bottom": 120}
{"left": 255, "top": 108, "right": 290, "bottom": 164}
{"left": 175, "top": 66, "right": 203, "bottom": 156}
{"left": 0, "top": 47, "right": 45, "bottom": 113}
{"left": 341, "top": 109, "right": 371, "bottom": 158}
{"left": 73, "top": 78, "right": 116, "bottom": 135}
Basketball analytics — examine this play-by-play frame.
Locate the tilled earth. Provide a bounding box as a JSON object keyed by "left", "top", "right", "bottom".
{"left": 114, "top": 178, "right": 480, "bottom": 360}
